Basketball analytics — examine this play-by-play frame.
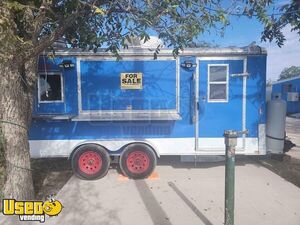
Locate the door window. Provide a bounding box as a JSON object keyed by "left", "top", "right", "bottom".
{"left": 207, "top": 65, "right": 228, "bottom": 102}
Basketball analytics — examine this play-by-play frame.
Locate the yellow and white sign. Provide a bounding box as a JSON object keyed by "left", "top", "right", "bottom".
{"left": 2, "top": 198, "right": 63, "bottom": 223}
{"left": 120, "top": 73, "right": 143, "bottom": 89}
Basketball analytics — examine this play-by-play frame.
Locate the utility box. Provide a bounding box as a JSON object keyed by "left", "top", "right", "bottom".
{"left": 287, "top": 92, "right": 299, "bottom": 102}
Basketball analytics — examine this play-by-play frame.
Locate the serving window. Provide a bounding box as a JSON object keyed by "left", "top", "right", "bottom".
{"left": 207, "top": 65, "right": 229, "bottom": 102}
{"left": 38, "top": 73, "right": 64, "bottom": 103}
{"left": 75, "top": 59, "right": 181, "bottom": 121}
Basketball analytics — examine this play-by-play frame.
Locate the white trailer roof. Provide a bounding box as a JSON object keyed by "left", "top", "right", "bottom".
{"left": 272, "top": 75, "right": 300, "bottom": 85}
{"left": 46, "top": 45, "right": 266, "bottom": 57}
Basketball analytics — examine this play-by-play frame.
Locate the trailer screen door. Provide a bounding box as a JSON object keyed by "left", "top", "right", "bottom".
{"left": 197, "top": 59, "right": 245, "bottom": 150}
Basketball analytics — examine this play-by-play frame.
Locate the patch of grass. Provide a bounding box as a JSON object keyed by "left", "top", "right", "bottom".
{"left": 31, "top": 158, "right": 73, "bottom": 200}
{"left": 0, "top": 125, "right": 72, "bottom": 199}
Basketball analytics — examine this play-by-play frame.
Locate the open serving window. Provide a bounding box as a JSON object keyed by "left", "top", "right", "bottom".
{"left": 38, "top": 73, "right": 64, "bottom": 103}
{"left": 33, "top": 56, "right": 78, "bottom": 119}
{"left": 74, "top": 59, "right": 181, "bottom": 121}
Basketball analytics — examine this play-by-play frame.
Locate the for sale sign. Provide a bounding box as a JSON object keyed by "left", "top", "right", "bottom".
{"left": 120, "top": 73, "right": 142, "bottom": 89}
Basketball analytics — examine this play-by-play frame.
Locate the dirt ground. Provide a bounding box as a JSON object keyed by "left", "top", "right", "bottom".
{"left": 259, "top": 116, "right": 300, "bottom": 187}
{"left": 31, "top": 158, "right": 73, "bottom": 200}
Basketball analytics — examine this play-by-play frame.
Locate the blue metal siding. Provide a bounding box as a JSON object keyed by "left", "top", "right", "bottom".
{"left": 272, "top": 78, "right": 300, "bottom": 114}
{"left": 29, "top": 56, "right": 195, "bottom": 141}
{"left": 33, "top": 56, "right": 78, "bottom": 115}
{"left": 29, "top": 54, "right": 266, "bottom": 145}
{"left": 246, "top": 55, "right": 267, "bottom": 137}
{"left": 171, "top": 56, "right": 196, "bottom": 136}
{"left": 30, "top": 120, "right": 177, "bottom": 140}
{"left": 80, "top": 60, "right": 176, "bottom": 111}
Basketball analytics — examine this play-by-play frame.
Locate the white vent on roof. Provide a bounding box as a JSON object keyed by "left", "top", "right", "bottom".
{"left": 140, "top": 36, "right": 164, "bottom": 49}
{"left": 52, "top": 38, "right": 67, "bottom": 49}
{"left": 124, "top": 36, "right": 141, "bottom": 48}
{"left": 124, "top": 36, "right": 164, "bottom": 49}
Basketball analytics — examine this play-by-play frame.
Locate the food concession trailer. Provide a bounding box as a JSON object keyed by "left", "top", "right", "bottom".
{"left": 30, "top": 46, "right": 268, "bottom": 179}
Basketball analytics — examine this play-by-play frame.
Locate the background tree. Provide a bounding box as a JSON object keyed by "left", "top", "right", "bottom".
{"left": 278, "top": 66, "right": 300, "bottom": 81}
{"left": 261, "top": 0, "right": 300, "bottom": 47}
{"left": 266, "top": 78, "right": 274, "bottom": 87}
{"left": 0, "top": 0, "right": 299, "bottom": 199}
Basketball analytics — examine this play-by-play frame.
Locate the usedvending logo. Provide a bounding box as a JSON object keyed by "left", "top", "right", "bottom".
{"left": 2, "top": 196, "right": 63, "bottom": 223}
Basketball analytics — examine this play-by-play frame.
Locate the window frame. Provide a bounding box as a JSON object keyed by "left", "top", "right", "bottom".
{"left": 207, "top": 64, "right": 229, "bottom": 103}
{"left": 37, "top": 72, "right": 64, "bottom": 103}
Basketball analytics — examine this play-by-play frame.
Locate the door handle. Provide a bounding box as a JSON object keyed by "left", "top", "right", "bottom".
{"left": 201, "top": 96, "right": 206, "bottom": 101}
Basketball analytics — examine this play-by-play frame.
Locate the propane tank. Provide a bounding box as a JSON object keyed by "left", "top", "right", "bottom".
{"left": 266, "top": 99, "right": 287, "bottom": 153}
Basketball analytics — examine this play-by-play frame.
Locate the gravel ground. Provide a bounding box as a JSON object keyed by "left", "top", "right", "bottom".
{"left": 31, "top": 158, "right": 73, "bottom": 200}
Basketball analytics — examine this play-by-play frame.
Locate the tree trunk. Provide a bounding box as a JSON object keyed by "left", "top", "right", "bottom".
{"left": 0, "top": 59, "right": 36, "bottom": 200}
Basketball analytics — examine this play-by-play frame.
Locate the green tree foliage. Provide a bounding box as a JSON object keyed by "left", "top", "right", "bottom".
{"left": 0, "top": 0, "right": 231, "bottom": 60}
{"left": 261, "top": 0, "right": 300, "bottom": 47}
{"left": 278, "top": 66, "right": 300, "bottom": 81}
{"left": 0, "top": 0, "right": 299, "bottom": 60}
{"left": 266, "top": 78, "right": 273, "bottom": 86}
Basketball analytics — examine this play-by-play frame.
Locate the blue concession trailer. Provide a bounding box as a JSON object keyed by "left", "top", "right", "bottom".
{"left": 30, "top": 46, "right": 267, "bottom": 179}
{"left": 271, "top": 76, "right": 300, "bottom": 114}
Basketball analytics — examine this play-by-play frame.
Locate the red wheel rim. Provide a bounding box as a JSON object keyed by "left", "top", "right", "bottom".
{"left": 78, "top": 151, "right": 102, "bottom": 175}
{"left": 126, "top": 151, "right": 150, "bottom": 174}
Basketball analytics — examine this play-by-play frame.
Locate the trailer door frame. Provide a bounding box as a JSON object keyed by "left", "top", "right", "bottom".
{"left": 194, "top": 56, "right": 248, "bottom": 152}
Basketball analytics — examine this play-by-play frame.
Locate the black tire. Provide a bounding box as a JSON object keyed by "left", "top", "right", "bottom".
{"left": 119, "top": 143, "right": 157, "bottom": 179}
{"left": 71, "top": 144, "right": 110, "bottom": 180}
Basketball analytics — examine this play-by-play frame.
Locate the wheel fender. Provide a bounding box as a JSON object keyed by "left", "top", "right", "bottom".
{"left": 121, "top": 140, "right": 160, "bottom": 158}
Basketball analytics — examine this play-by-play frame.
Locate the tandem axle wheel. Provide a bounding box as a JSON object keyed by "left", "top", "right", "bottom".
{"left": 71, "top": 143, "right": 157, "bottom": 180}
{"left": 119, "top": 143, "right": 157, "bottom": 179}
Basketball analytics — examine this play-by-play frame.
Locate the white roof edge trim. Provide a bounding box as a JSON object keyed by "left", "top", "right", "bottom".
{"left": 43, "top": 47, "right": 267, "bottom": 57}
{"left": 272, "top": 75, "right": 300, "bottom": 85}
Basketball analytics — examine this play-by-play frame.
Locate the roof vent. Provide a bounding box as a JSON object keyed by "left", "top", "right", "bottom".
{"left": 52, "top": 38, "right": 67, "bottom": 49}
{"left": 243, "top": 41, "right": 262, "bottom": 54}
{"left": 124, "top": 36, "right": 164, "bottom": 49}
{"left": 140, "top": 36, "right": 164, "bottom": 49}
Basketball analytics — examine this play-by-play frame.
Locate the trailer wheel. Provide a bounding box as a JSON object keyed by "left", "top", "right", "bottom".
{"left": 120, "top": 143, "right": 156, "bottom": 179}
{"left": 71, "top": 144, "right": 110, "bottom": 180}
